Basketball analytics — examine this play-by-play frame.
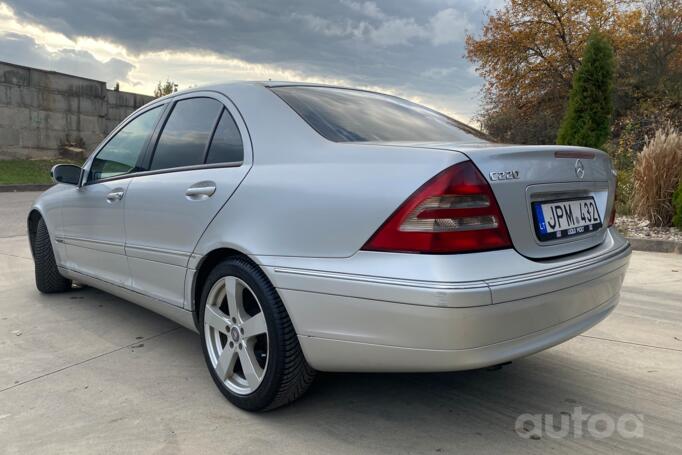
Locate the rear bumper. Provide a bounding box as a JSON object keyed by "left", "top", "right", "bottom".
{"left": 257, "top": 228, "right": 631, "bottom": 372}
{"left": 297, "top": 295, "right": 618, "bottom": 372}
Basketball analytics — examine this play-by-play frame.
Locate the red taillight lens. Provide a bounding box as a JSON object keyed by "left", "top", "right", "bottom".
{"left": 362, "top": 161, "right": 512, "bottom": 254}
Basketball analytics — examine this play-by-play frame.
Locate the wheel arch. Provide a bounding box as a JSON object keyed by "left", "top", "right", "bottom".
{"left": 27, "top": 209, "right": 44, "bottom": 257}
{"left": 191, "top": 247, "right": 258, "bottom": 329}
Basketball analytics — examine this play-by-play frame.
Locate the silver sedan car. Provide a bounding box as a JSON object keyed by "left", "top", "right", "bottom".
{"left": 29, "top": 83, "right": 631, "bottom": 411}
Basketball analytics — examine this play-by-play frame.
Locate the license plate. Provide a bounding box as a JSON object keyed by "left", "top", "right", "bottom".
{"left": 532, "top": 197, "right": 602, "bottom": 241}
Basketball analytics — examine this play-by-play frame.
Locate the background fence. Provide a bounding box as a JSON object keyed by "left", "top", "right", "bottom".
{"left": 0, "top": 61, "right": 153, "bottom": 160}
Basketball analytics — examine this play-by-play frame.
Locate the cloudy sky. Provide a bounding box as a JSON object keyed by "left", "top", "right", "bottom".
{"left": 0, "top": 0, "right": 503, "bottom": 123}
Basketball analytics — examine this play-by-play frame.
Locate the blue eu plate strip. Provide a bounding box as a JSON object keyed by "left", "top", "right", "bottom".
{"left": 535, "top": 203, "right": 547, "bottom": 235}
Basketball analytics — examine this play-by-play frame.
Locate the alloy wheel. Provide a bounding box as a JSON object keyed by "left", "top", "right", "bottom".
{"left": 204, "top": 276, "right": 269, "bottom": 395}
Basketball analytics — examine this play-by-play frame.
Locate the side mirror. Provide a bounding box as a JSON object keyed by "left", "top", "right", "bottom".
{"left": 51, "top": 164, "right": 82, "bottom": 186}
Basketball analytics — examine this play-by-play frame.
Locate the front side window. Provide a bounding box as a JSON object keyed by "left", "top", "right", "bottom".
{"left": 271, "top": 86, "right": 491, "bottom": 143}
{"left": 89, "top": 106, "right": 162, "bottom": 182}
{"left": 150, "top": 97, "right": 223, "bottom": 170}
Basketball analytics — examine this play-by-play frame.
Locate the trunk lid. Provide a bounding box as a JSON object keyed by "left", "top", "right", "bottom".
{"left": 396, "top": 143, "right": 616, "bottom": 259}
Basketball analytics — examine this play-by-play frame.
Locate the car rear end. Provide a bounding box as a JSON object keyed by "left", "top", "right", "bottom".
{"left": 223, "top": 84, "right": 631, "bottom": 372}
{"left": 260, "top": 143, "right": 629, "bottom": 372}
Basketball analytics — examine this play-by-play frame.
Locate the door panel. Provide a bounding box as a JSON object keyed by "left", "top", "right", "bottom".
{"left": 60, "top": 179, "right": 132, "bottom": 286}
{"left": 60, "top": 104, "right": 165, "bottom": 286}
{"left": 124, "top": 167, "right": 249, "bottom": 305}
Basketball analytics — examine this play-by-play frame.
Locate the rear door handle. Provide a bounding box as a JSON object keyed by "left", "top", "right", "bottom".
{"left": 106, "top": 190, "right": 125, "bottom": 202}
{"left": 185, "top": 181, "right": 216, "bottom": 200}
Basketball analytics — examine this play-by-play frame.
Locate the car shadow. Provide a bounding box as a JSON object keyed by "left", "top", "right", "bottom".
{"left": 245, "top": 353, "right": 661, "bottom": 452}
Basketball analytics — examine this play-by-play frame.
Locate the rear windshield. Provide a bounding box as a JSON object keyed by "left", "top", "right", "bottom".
{"left": 271, "top": 86, "right": 491, "bottom": 143}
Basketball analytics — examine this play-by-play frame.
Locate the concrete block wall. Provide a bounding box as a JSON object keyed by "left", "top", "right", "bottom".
{"left": 0, "top": 61, "right": 155, "bottom": 160}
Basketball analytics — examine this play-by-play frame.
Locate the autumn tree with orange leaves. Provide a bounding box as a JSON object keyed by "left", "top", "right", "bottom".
{"left": 465, "top": 0, "right": 680, "bottom": 146}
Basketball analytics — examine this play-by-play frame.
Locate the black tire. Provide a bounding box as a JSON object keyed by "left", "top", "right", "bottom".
{"left": 34, "top": 218, "right": 72, "bottom": 294}
{"left": 199, "top": 256, "right": 315, "bottom": 411}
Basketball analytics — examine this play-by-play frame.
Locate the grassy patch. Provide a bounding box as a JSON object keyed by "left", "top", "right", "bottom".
{"left": 0, "top": 159, "right": 81, "bottom": 185}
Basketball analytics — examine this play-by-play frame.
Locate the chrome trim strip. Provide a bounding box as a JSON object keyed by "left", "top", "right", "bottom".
{"left": 273, "top": 242, "right": 631, "bottom": 291}
{"left": 85, "top": 161, "right": 243, "bottom": 186}
{"left": 58, "top": 236, "right": 191, "bottom": 258}
{"left": 124, "top": 243, "right": 190, "bottom": 257}
{"left": 273, "top": 267, "right": 487, "bottom": 290}
{"left": 57, "top": 236, "right": 193, "bottom": 267}
{"left": 57, "top": 236, "right": 126, "bottom": 255}
{"left": 486, "top": 242, "right": 630, "bottom": 287}
{"left": 125, "top": 244, "right": 191, "bottom": 267}
{"left": 58, "top": 235, "right": 122, "bottom": 248}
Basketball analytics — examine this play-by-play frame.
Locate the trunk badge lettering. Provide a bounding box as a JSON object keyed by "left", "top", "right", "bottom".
{"left": 489, "top": 170, "right": 519, "bottom": 181}
{"left": 575, "top": 159, "right": 585, "bottom": 179}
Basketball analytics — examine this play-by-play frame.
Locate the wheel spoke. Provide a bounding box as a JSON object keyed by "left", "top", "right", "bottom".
{"left": 224, "top": 276, "right": 242, "bottom": 322}
{"left": 204, "top": 305, "right": 230, "bottom": 333}
{"left": 239, "top": 344, "right": 263, "bottom": 389}
{"left": 241, "top": 312, "right": 267, "bottom": 339}
{"left": 215, "top": 346, "right": 238, "bottom": 380}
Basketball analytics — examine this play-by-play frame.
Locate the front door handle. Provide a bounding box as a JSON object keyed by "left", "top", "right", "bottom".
{"left": 106, "top": 189, "right": 125, "bottom": 202}
{"left": 185, "top": 181, "right": 216, "bottom": 200}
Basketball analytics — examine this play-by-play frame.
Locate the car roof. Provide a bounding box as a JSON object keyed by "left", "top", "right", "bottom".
{"left": 157, "top": 80, "right": 385, "bottom": 101}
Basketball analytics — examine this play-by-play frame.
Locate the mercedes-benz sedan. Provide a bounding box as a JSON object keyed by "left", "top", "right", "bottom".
{"left": 29, "top": 83, "right": 631, "bottom": 411}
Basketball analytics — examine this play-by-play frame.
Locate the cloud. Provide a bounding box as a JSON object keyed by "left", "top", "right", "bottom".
{"left": 429, "top": 8, "right": 468, "bottom": 45}
{"left": 369, "top": 18, "right": 427, "bottom": 46}
{"left": 0, "top": 33, "right": 133, "bottom": 87}
{"left": 290, "top": 13, "right": 366, "bottom": 39}
{"left": 340, "top": 1, "right": 387, "bottom": 20}
{"left": 294, "top": 5, "right": 471, "bottom": 47}
{"left": 0, "top": 0, "right": 501, "bottom": 123}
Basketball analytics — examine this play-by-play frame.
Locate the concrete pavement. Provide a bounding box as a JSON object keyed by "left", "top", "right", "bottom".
{"left": 0, "top": 191, "right": 37, "bottom": 238}
{"left": 0, "top": 194, "right": 681, "bottom": 454}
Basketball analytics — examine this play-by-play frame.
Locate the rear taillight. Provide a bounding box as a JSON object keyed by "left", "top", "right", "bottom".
{"left": 362, "top": 161, "right": 512, "bottom": 254}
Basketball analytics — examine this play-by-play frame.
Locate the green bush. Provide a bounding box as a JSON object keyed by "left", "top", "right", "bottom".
{"left": 673, "top": 180, "right": 682, "bottom": 229}
{"left": 557, "top": 31, "right": 614, "bottom": 150}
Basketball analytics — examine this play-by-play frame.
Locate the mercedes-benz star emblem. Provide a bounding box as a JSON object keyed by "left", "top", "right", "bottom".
{"left": 575, "top": 159, "right": 585, "bottom": 179}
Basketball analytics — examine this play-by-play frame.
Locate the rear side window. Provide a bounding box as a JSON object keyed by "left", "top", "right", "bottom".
{"left": 150, "top": 97, "right": 223, "bottom": 170}
{"left": 206, "top": 110, "right": 244, "bottom": 164}
{"left": 271, "top": 86, "right": 491, "bottom": 143}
